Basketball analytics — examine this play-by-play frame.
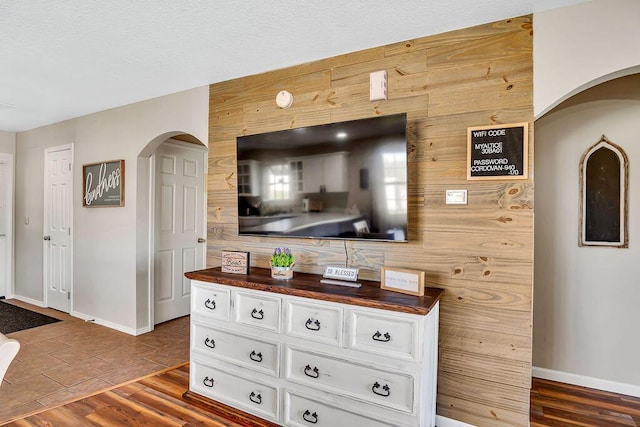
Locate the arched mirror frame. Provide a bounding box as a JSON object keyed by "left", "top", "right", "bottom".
{"left": 579, "top": 135, "right": 629, "bottom": 247}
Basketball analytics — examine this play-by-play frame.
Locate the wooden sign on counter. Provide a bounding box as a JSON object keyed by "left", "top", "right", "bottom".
{"left": 221, "top": 250, "right": 250, "bottom": 274}
{"left": 467, "top": 122, "right": 528, "bottom": 180}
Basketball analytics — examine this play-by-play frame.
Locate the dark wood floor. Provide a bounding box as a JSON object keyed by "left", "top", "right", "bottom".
{"left": 4, "top": 366, "right": 640, "bottom": 426}
{"left": 531, "top": 377, "right": 640, "bottom": 426}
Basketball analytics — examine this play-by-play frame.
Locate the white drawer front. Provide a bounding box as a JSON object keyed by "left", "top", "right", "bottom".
{"left": 191, "top": 361, "right": 279, "bottom": 421}
{"left": 349, "top": 309, "right": 419, "bottom": 360}
{"left": 285, "top": 391, "right": 398, "bottom": 427}
{"left": 286, "top": 299, "right": 343, "bottom": 346}
{"left": 191, "top": 281, "right": 230, "bottom": 320}
{"left": 285, "top": 347, "right": 414, "bottom": 413}
{"left": 235, "top": 290, "right": 281, "bottom": 332}
{"left": 192, "top": 322, "right": 279, "bottom": 376}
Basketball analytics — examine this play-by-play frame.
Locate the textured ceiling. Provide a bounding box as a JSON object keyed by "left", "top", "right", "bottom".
{"left": 0, "top": 0, "right": 585, "bottom": 132}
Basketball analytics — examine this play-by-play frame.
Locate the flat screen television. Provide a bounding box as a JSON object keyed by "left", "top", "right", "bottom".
{"left": 236, "top": 113, "right": 408, "bottom": 242}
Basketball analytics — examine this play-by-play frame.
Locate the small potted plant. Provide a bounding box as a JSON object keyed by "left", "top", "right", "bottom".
{"left": 270, "top": 247, "right": 295, "bottom": 280}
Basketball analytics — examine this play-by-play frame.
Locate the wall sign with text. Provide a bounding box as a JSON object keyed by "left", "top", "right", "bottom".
{"left": 381, "top": 266, "right": 425, "bottom": 296}
{"left": 221, "top": 250, "right": 250, "bottom": 274}
{"left": 467, "top": 122, "right": 529, "bottom": 180}
{"left": 83, "top": 160, "right": 125, "bottom": 207}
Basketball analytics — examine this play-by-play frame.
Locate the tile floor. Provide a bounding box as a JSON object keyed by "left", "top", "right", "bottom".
{"left": 0, "top": 300, "right": 189, "bottom": 424}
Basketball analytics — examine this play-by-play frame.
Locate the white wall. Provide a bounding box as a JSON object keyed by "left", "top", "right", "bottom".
{"left": 533, "top": 74, "right": 640, "bottom": 388}
{"left": 14, "top": 87, "right": 208, "bottom": 333}
{"left": 534, "top": 0, "right": 640, "bottom": 118}
{"left": 0, "top": 131, "right": 15, "bottom": 154}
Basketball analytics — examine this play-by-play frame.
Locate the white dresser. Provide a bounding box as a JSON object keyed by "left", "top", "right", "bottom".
{"left": 185, "top": 268, "right": 442, "bottom": 427}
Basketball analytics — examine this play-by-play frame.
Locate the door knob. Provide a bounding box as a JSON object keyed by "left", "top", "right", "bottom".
{"left": 43, "top": 235, "right": 51, "bottom": 241}
{"left": 197, "top": 238, "right": 206, "bottom": 243}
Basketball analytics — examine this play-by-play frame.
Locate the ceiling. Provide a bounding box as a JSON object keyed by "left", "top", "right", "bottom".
{"left": 0, "top": 0, "right": 586, "bottom": 133}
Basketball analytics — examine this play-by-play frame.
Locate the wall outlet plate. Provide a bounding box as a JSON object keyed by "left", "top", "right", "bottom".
{"left": 446, "top": 189, "right": 468, "bottom": 205}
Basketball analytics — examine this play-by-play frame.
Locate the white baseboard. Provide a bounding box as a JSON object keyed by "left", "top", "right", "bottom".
{"left": 8, "top": 296, "right": 150, "bottom": 336}
{"left": 533, "top": 366, "right": 640, "bottom": 398}
{"left": 71, "top": 310, "right": 146, "bottom": 336}
{"left": 436, "top": 415, "right": 476, "bottom": 427}
{"left": 11, "top": 295, "right": 46, "bottom": 307}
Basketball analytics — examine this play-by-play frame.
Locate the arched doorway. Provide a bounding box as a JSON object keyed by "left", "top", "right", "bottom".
{"left": 533, "top": 73, "right": 640, "bottom": 395}
{"left": 137, "top": 132, "right": 207, "bottom": 330}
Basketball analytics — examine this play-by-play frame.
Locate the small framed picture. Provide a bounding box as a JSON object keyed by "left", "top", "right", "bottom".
{"left": 381, "top": 267, "right": 425, "bottom": 296}
{"left": 221, "top": 250, "right": 250, "bottom": 274}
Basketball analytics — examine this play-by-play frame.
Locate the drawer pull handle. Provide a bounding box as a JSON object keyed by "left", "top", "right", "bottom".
{"left": 204, "top": 337, "right": 216, "bottom": 349}
{"left": 203, "top": 376, "right": 215, "bottom": 388}
{"left": 304, "top": 364, "right": 319, "bottom": 379}
{"left": 303, "top": 410, "right": 318, "bottom": 424}
{"left": 204, "top": 298, "right": 216, "bottom": 310}
{"left": 305, "top": 318, "right": 321, "bottom": 331}
{"left": 372, "top": 331, "right": 391, "bottom": 342}
{"left": 371, "top": 381, "right": 391, "bottom": 397}
{"left": 249, "top": 350, "right": 263, "bottom": 363}
{"left": 249, "top": 391, "right": 262, "bottom": 405}
{"left": 251, "top": 308, "right": 264, "bottom": 320}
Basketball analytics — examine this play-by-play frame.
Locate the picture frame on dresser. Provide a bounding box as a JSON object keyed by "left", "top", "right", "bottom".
{"left": 380, "top": 266, "right": 425, "bottom": 296}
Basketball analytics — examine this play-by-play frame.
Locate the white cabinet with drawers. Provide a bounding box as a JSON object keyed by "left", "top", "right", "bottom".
{"left": 187, "top": 270, "right": 441, "bottom": 427}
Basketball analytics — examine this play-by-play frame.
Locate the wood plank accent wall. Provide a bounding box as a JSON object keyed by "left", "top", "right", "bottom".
{"left": 206, "top": 16, "right": 534, "bottom": 427}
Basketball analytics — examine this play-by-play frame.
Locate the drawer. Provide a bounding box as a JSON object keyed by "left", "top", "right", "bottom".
{"left": 285, "top": 299, "right": 343, "bottom": 346}
{"left": 284, "top": 391, "right": 398, "bottom": 427}
{"left": 191, "top": 361, "right": 279, "bottom": 422}
{"left": 191, "top": 281, "right": 230, "bottom": 321}
{"left": 348, "top": 309, "right": 419, "bottom": 361}
{"left": 192, "top": 322, "right": 279, "bottom": 377}
{"left": 285, "top": 347, "right": 414, "bottom": 413}
{"left": 234, "top": 290, "right": 281, "bottom": 332}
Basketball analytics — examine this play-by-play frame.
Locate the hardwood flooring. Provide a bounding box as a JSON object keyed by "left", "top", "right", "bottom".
{"left": 531, "top": 378, "right": 640, "bottom": 426}
{"left": 2, "top": 364, "right": 272, "bottom": 427}
{"left": 4, "top": 367, "right": 640, "bottom": 426}
{"left": 3, "top": 301, "right": 640, "bottom": 426}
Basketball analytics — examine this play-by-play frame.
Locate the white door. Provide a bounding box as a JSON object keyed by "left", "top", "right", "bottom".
{"left": 44, "top": 145, "right": 73, "bottom": 312}
{"left": 154, "top": 141, "right": 206, "bottom": 324}
{"left": 0, "top": 154, "right": 13, "bottom": 298}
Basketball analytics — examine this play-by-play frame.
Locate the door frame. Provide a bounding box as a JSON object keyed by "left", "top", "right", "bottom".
{"left": 43, "top": 143, "right": 74, "bottom": 310}
{"left": 0, "top": 153, "right": 14, "bottom": 299}
{"left": 148, "top": 139, "right": 207, "bottom": 329}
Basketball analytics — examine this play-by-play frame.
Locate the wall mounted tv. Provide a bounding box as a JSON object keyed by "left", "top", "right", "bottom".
{"left": 236, "top": 113, "right": 409, "bottom": 242}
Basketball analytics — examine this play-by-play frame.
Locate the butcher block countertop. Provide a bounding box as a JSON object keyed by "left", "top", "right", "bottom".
{"left": 185, "top": 267, "right": 443, "bottom": 316}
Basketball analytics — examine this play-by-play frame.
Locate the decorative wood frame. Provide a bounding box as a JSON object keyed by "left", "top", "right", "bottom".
{"left": 381, "top": 266, "right": 425, "bottom": 296}
{"left": 82, "top": 160, "right": 125, "bottom": 207}
{"left": 579, "top": 135, "right": 628, "bottom": 248}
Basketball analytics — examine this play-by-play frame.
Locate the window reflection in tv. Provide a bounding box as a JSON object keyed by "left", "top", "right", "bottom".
{"left": 237, "top": 113, "right": 408, "bottom": 242}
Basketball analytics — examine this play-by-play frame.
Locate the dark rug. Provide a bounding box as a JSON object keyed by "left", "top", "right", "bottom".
{"left": 0, "top": 301, "right": 61, "bottom": 334}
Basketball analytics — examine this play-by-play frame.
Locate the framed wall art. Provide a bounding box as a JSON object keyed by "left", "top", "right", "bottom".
{"left": 82, "top": 159, "right": 125, "bottom": 207}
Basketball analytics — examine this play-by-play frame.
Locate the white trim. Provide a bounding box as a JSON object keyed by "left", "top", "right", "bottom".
{"left": 12, "top": 295, "right": 46, "bottom": 307}
{"left": 5, "top": 298, "right": 151, "bottom": 336}
{"left": 147, "top": 154, "right": 155, "bottom": 332}
{"left": 72, "top": 310, "right": 150, "bottom": 336}
{"left": 436, "top": 415, "right": 476, "bottom": 427}
{"left": 533, "top": 366, "right": 640, "bottom": 398}
{"left": 0, "top": 153, "right": 14, "bottom": 299}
